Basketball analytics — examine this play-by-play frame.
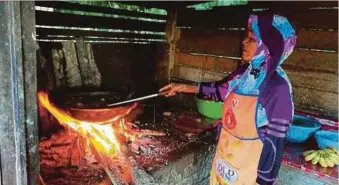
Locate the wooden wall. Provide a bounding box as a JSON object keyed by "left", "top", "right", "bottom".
{"left": 35, "top": 1, "right": 168, "bottom": 95}
{"left": 170, "top": 2, "right": 338, "bottom": 119}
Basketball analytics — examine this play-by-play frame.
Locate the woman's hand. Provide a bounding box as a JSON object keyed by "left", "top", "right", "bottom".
{"left": 159, "top": 83, "right": 199, "bottom": 97}
{"left": 159, "top": 83, "right": 186, "bottom": 97}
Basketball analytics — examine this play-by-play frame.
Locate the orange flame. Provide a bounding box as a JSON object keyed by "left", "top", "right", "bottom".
{"left": 38, "top": 91, "right": 164, "bottom": 184}
{"left": 38, "top": 91, "right": 125, "bottom": 155}
{"left": 38, "top": 91, "right": 136, "bottom": 183}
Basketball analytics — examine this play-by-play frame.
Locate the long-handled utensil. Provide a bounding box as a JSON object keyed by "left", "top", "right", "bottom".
{"left": 107, "top": 93, "right": 159, "bottom": 107}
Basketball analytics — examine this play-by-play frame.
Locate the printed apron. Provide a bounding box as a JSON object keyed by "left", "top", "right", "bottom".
{"left": 210, "top": 92, "right": 263, "bottom": 185}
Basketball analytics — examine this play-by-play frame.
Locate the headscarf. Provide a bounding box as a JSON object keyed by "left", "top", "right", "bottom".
{"left": 227, "top": 14, "right": 297, "bottom": 127}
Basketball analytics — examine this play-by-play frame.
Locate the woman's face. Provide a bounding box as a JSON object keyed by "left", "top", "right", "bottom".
{"left": 242, "top": 27, "right": 258, "bottom": 62}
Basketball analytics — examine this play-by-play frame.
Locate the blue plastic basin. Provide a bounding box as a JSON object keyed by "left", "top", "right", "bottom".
{"left": 315, "top": 130, "right": 338, "bottom": 150}
{"left": 286, "top": 115, "right": 321, "bottom": 143}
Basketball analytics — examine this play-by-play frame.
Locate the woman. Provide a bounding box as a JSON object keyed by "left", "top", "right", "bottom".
{"left": 160, "top": 13, "right": 296, "bottom": 185}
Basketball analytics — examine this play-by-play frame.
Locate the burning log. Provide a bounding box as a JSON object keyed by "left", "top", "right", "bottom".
{"left": 70, "top": 137, "right": 81, "bottom": 168}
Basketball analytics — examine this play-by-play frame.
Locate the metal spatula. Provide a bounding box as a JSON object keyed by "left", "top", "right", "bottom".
{"left": 107, "top": 93, "right": 159, "bottom": 107}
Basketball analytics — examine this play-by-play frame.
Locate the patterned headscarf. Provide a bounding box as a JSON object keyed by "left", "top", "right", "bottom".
{"left": 227, "top": 14, "right": 297, "bottom": 127}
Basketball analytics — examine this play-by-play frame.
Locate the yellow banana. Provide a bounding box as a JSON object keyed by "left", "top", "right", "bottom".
{"left": 330, "top": 147, "right": 339, "bottom": 155}
{"left": 329, "top": 154, "right": 339, "bottom": 165}
{"left": 323, "top": 152, "right": 335, "bottom": 167}
{"left": 325, "top": 157, "right": 335, "bottom": 167}
{"left": 329, "top": 152, "right": 339, "bottom": 159}
{"left": 305, "top": 151, "right": 319, "bottom": 161}
{"left": 324, "top": 148, "right": 336, "bottom": 155}
{"left": 311, "top": 153, "right": 321, "bottom": 165}
{"left": 303, "top": 150, "right": 315, "bottom": 156}
{"left": 319, "top": 153, "right": 328, "bottom": 168}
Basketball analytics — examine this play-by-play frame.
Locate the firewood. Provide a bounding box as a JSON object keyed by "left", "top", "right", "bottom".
{"left": 62, "top": 41, "right": 83, "bottom": 87}
{"left": 51, "top": 49, "right": 67, "bottom": 88}
{"left": 70, "top": 137, "right": 80, "bottom": 168}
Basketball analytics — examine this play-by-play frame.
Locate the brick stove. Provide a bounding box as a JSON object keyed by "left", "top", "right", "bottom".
{"left": 38, "top": 90, "right": 217, "bottom": 185}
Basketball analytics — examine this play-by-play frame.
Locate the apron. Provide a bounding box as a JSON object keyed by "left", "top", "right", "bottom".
{"left": 210, "top": 92, "right": 263, "bottom": 185}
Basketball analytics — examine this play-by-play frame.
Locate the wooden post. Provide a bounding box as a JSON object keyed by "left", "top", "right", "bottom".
{"left": 165, "top": 9, "right": 180, "bottom": 82}
{"left": 0, "top": 1, "right": 39, "bottom": 185}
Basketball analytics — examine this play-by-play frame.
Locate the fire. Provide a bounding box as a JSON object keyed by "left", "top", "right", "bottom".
{"left": 38, "top": 91, "right": 164, "bottom": 184}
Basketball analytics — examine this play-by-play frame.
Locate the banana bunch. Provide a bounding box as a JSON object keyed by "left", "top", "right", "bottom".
{"left": 303, "top": 148, "right": 339, "bottom": 168}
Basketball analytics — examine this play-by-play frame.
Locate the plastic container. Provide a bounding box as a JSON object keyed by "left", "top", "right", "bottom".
{"left": 315, "top": 130, "right": 339, "bottom": 150}
{"left": 195, "top": 96, "right": 223, "bottom": 120}
{"left": 286, "top": 115, "right": 321, "bottom": 143}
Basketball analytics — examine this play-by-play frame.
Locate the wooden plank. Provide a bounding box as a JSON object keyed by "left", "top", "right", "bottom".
{"left": 172, "top": 64, "right": 227, "bottom": 83}
{"left": 0, "top": 2, "right": 28, "bottom": 185}
{"left": 35, "top": 1, "right": 167, "bottom": 20}
{"left": 293, "top": 86, "right": 338, "bottom": 119}
{"left": 176, "top": 52, "right": 239, "bottom": 73}
{"left": 202, "top": 70, "right": 226, "bottom": 82}
{"left": 249, "top": 1, "right": 338, "bottom": 29}
{"left": 177, "top": 6, "right": 250, "bottom": 29}
{"left": 296, "top": 29, "right": 338, "bottom": 51}
{"left": 177, "top": 29, "right": 243, "bottom": 57}
{"left": 284, "top": 50, "right": 338, "bottom": 74}
{"left": 177, "top": 28, "right": 337, "bottom": 58}
{"left": 36, "top": 27, "right": 165, "bottom": 40}
{"left": 37, "top": 36, "right": 162, "bottom": 44}
{"left": 248, "top": 1, "right": 338, "bottom": 9}
{"left": 286, "top": 69, "right": 337, "bottom": 93}
{"left": 35, "top": 10, "right": 166, "bottom": 32}
{"left": 21, "top": 3, "right": 39, "bottom": 185}
{"left": 172, "top": 64, "right": 203, "bottom": 82}
{"left": 281, "top": 9, "right": 338, "bottom": 30}
{"left": 178, "top": 4, "right": 337, "bottom": 30}
{"left": 116, "top": 1, "right": 202, "bottom": 10}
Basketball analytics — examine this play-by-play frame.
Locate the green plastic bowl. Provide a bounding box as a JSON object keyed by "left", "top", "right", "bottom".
{"left": 195, "top": 96, "right": 223, "bottom": 120}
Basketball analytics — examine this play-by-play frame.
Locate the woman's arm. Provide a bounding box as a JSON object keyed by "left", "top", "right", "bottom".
{"left": 159, "top": 65, "right": 248, "bottom": 101}
{"left": 257, "top": 84, "right": 293, "bottom": 185}
{"left": 159, "top": 83, "right": 198, "bottom": 97}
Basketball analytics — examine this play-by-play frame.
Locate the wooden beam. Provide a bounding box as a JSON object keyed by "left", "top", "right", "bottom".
{"left": 36, "top": 36, "right": 164, "bottom": 43}
{"left": 154, "top": 43, "right": 170, "bottom": 86}
{"left": 0, "top": 2, "right": 39, "bottom": 185}
{"left": 35, "top": 10, "right": 166, "bottom": 32}
{"left": 35, "top": 1, "right": 167, "bottom": 20}
{"left": 115, "top": 1, "right": 203, "bottom": 10}
{"left": 36, "top": 27, "right": 165, "bottom": 40}
{"left": 21, "top": 2, "right": 39, "bottom": 185}
{"left": 166, "top": 9, "right": 179, "bottom": 82}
